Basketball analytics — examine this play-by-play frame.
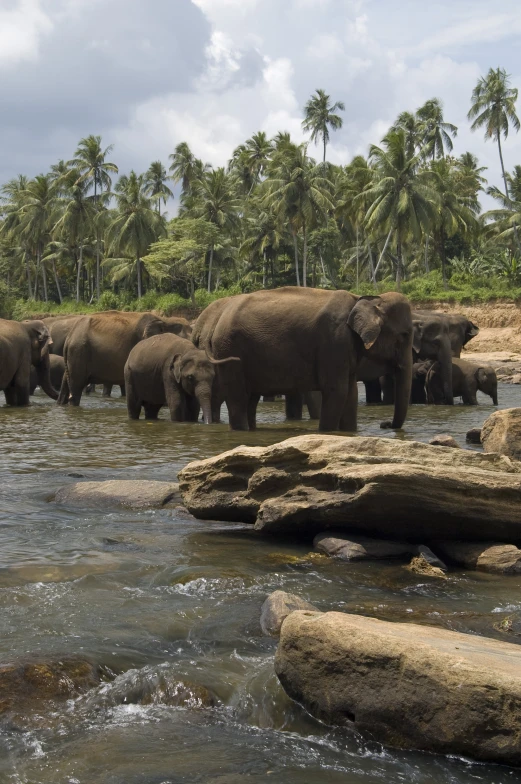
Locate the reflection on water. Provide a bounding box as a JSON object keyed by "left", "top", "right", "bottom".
{"left": 0, "top": 385, "right": 520, "bottom": 783}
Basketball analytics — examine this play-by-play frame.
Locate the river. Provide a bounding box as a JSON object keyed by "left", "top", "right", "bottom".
{"left": 0, "top": 386, "right": 520, "bottom": 784}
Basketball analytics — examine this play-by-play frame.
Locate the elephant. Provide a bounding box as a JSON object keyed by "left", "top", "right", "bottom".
{"left": 426, "top": 358, "right": 498, "bottom": 405}
{"left": 43, "top": 314, "right": 85, "bottom": 356}
{"left": 409, "top": 359, "right": 435, "bottom": 404}
{"left": 58, "top": 311, "right": 167, "bottom": 406}
{"left": 191, "top": 296, "right": 234, "bottom": 422}
{"left": 124, "top": 333, "right": 239, "bottom": 422}
{"left": 30, "top": 354, "right": 65, "bottom": 395}
{"left": 208, "top": 287, "right": 414, "bottom": 432}
{"left": 0, "top": 319, "right": 57, "bottom": 404}
{"left": 441, "top": 313, "right": 479, "bottom": 357}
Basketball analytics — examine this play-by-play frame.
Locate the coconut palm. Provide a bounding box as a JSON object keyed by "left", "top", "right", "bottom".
{"left": 106, "top": 171, "right": 166, "bottom": 298}
{"left": 468, "top": 67, "right": 521, "bottom": 254}
{"left": 53, "top": 175, "right": 97, "bottom": 302}
{"left": 390, "top": 111, "right": 425, "bottom": 158}
{"left": 68, "top": 135, "right": 118, "bottom": 299}
{"left": 485, "top": 166, "right": 521, "bottom": 249}
{"left": 302, "top": 89, "right": 345, "bottom": 164}
{"left": 169, "top": 142, "right": 210, "bottom": 197}
{"left": 17, "top": 175, "right": 59, "bottom": 302}
{"left": 144, "top": 161, "right": 173, "bottom": 216}
{"left": 364, "top": 129, "right": 438, "bottom": 289}
{"left": 0, "top": 175, "right": 33, "bottom": 296}
{"left": 416, "top": 98, "right": 457, "bottom": 160}
{"left": 265, "top": 143, "right": 334, "bottom": 286}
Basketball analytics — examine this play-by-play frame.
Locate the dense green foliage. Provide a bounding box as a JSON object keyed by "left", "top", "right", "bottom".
{"left": 1, "top": 73, "right": 521, "bottom": 317}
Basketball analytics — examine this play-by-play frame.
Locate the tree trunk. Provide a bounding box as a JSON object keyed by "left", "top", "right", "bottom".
{"left": 262, "top": 250, "right": 267, "bottom": 288}
{"left": 41, "top": 249, "right": 48, "bottom": 303}
{"left": 440, "top": 231, "right": 448, "bottom": 289}
{"left": 25, "top": 251, "right": 33, "bottom": 299}
{"left": 368, "top": 243, "right": 375, "bottom": 288}
{"left": 302, "top": 224, "right": 308, "bottom": 287}
{"left": 424, "top": 235, "right": 430, "bottom": 273}
{"left": 319, "top": 253, "right": 327, "bottom": 284}
{"left": 190, "top": 277, "right": 195, "bottom": 306}
{"left": 323, "top": 135, "right": 326, "bottom": 165}
{"left": 207, "top": 245, "right": 214, "bottom": 293}
{"left": 137, "top": 256, "right": 142, "bottom": 299}
{"left": 356, "top": 225, "right": 359, "bottom": 290}
{"left": 76, "top": 242, "right": 83, "bottom": 303}
{"left": 374, "top": 226, "right": 393, "bottom": 280}
{"left": 498, "top": 135, "right": 521, "bottom": 258}
{"left": 396, "top": 237, "right": 402, "bottom": 291}
{"left": 52, "top": 260, "right": 63, "bottom": 304}
{"left": 95, "top": 180, "right": 100, "bottom": 301}
{"left": 291, "top": 227, "right": 300, "bottom": 286}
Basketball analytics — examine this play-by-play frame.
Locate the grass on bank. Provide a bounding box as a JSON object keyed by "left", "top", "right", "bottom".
{"left": 5, "top": 272, "right": 521, "bottom": 321}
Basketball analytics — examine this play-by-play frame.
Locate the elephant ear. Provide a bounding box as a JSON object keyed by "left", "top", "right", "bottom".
{"left": 170, "top": 354, "right": 182, "bottom": 384}
{"left": 143, "top": 317, "right": 165, "bottom": 339}
{"left": 466, "top": 321, "right": 480, "bottom": 341}
{"left": 411, "top": 320, "right": 423, "bottom": 354}
{"left": 476, "top": 367, "right": 488, "bottom": 386}
{"left": 348, "top": 297, "right": 383, "bottom": 350}
{"left": 28, "top": 322, "right": 52, "bottom": 352}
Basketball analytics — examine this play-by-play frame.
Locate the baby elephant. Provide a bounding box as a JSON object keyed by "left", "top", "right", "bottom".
{"left": 426, "top": 357, "right": 498, "bottom": 405}
{"left": 124, "top": 334, "right": 238, "bottom": 423}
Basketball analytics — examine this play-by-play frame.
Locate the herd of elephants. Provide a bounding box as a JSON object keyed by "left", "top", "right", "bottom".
{"left": 0, "top": 287, "right": 498, "bottom": 431}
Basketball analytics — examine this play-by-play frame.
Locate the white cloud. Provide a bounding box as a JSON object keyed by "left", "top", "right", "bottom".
{"left": 0, "top": 0, "right": 52, "bottom": 68}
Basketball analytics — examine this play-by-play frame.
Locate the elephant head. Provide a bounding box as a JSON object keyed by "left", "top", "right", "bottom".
{"left": 23, "top": 320, "right": 58, "bottom": 400}
{"left": 171, "top": 349, "right": 239, "bottom": 424}
{"left": 447, "top": 314, "right": 480, "bottom": 356}
{"left": 476, "top": 365, "right": 498, "bottom": 405}
{"left": 412, "top": 312, "right": 454, "bottom": 405}
{"left": 348, "top": 293, "right": 414, "bottom": 429}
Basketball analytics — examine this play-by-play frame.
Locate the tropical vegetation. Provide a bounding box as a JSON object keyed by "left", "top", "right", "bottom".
{"left": 1, "top": 69, "right": 520, "bottom": 319}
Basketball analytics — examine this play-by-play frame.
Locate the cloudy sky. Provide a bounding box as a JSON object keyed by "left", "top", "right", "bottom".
{"left": 2, "top": 0, "right": 521, "bottom": 208}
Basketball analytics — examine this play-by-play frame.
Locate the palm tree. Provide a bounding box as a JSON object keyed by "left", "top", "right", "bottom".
{"left": 390, "top": 111, "right": 425, "bottom": 158}
{"left": 364, "top": 129, "right": 438, "bottom": 289}
{"left": 486, "top": 165, "right": 521, "bottom": 250}
{"left": 239, "top": 132, "right": 274, "bottom": 194}
{"left": 106, "top": 171, "right": 165, "bottom": 298}
{"left": 468, "top": 67, "right": 521, "bottom": 255}
{"left": 0, "top": 175, "right": 33, "bottom": 297}
{"left": 17, "top": 175, "right": 58, "bottom": 302}
{"left": 169, "top": 142, "right": 210, "bottom": 196}
{"left": 68, "top": 135, "right": 119, "bottom": 299}
{"left": 144, "top": 161, "right": 173, "bottom": 216}
{"left": 53, "top": 175, "right": 97, "bottom": 302}
{"left": 188, "top": 168, "right": 239, "bottom": 291}
{"left": 265, "top": 143, "right": 334, "bottom": 286}
{"left": 302, "top": 89, "right": 345, "bottom": 164}
{"left": 416, "top": 98, "right": 457, "bottom": 159}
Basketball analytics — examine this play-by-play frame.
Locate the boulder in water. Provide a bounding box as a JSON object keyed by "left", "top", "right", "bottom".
{"left": 405, "top": 554, "right": 447, "bottom": 578}
{"left": 466, "top": 427, "right": 482, "bottom": 444}
{"left": 434, "top": 541, "right": 521, "bottom": 574}
{"left": 481, "top": 408, "right": 521, "bottom": 461}
{"left": 429, "top": 435, "right": 460, "bottom": 449}
{"left": 313, "top": 533, "right": 413, "bottom": 561}
{"left": 260, "top": 590, "right": 318, "bottom": 636}
{"left": 275, "top": 611, "right": 521, "bottom": 765}
{"left": 53, "top": 480, "right": 181, "bottom": 510}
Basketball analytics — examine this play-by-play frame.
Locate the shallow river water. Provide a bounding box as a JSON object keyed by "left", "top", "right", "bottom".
{"left": 1, "top": 386, "right": 521, "bottom": 784}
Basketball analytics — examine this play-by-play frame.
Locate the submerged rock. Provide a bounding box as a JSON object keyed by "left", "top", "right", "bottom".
{"left": 434, "top": 541, "right": 521, "bottom": 574}
{"left": 178, "top": 435, "right": 521, "bottom": 541}
{"left": 466, "top": 427, "right": 482, "bottom": 444}
{"left": 429, "top": 435, "right": 460, "bottom": 449}
{"left": 275, "top": 611, "right": 521, "bottom": 765}
{"left": 0, "top": 657, "right": 102, "bottom": 715}
{"left": 53, "top": 480, "right": 181, "bottom": 510}
{"left": 313, "top": 533, "right": 413, "bottom": 561}
{"left": 405, "top": 554, "right": 446, "bottom": 579}
{"left": 260, "top": 590, "right": 318, "bottom": 637}
{"left": 481, "top": 408, "right": 521, "bottom": 461}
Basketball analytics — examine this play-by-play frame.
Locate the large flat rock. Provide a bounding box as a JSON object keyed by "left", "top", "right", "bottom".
{"left": 482, "top": 408, "right": 521, "bottom": 461}
{"left": 54, "top": 480, "right": 181, "bottom": 510}
{"left": 275, "top": 611, "right": 521, "bottom": 765}
{"left": 178, "top": 435, "right": 521, "bottom": 541}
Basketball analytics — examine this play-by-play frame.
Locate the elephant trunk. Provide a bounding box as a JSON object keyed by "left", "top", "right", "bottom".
{"left": 196, "top": 383, "right": 213, "bottom": 424}
{"left": 391, "top": 349, "right": 412, "bottom": 429}
{"left": 439, "top": 343, "right": 454, "bottom": 405}
{"left": 492, "top": 387, "right": 498, "bottom": 406}
{"left": 36, "top": 351, "right": 59, "bottom": 400}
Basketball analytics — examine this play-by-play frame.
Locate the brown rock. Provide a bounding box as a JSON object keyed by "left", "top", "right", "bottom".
{"left": 434, "top": 541, "right": 521, "bottom": 574}
{"left": 405, "top": 554, "right": 446, "bottom": 578}
{"left": 275, "top": 611, "right": 521, "bottom": 765}
{"left": 314, "top": 533, "right": 413, "bottom": 561}
{"left": 465, "top": 427, "right": 482, "bottom": 444}
{"left": 512, "top": 374, "right": 521, "bottom": 385}
{"left": 0, "top": 657, "right": 102, "bottom": 715}
{"left": 178, "top": 435, "right": 521, "bottom": 541}
{"left": 481, "top": 408, "right": 521, "bottom": 461}
{"left": 429, "top": 435, "right": 460, "bottom": 448}
{"left": 53, "top": 480, "right": 181, "bottom": 509}
{"left": 260, "top": 590, "right": 318, "bottom": 636}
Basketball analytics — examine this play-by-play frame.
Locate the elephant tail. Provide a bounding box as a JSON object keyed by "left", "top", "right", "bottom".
{"left": 204, "top": 350, "right": 241, "bottom": 365}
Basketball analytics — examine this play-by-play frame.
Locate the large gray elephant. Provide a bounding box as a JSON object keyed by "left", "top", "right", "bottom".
{"left": 43, "top": 314, "right": 85, "bottom": 356}
{"left": 58, "top": 311, "right": 166, "bottom": 406}
{"left": 208, "top": 287, "right": 414, "bottom": 432}
{"left": 0, "top": 319, "right": 57, "bottom": 404}
{"left": 30, "top": 354, "right": 65, "bottom": 395}
{"left": 426, "top": 358, "right": 498, "bottom": 405}
{"left": 125, "top": 333, "right": 238, "bottom": 422}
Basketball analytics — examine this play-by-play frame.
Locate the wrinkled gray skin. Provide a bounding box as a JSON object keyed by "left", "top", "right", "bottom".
{"left": 191, "top": 297, "right": 234, "bottom": 423}
{"left": 30, "top": 354, "right": 65, "bottom": 395}
{"left": 0, "top": 319, "right": 57, "bottom": 405}
{"left": 58, "top": 312, "right": 167, "bottom": 406}
{"left": 124, "top": 333, "right": 238, "bottom": 423}
{"left": 443, "top": 313, "right": 479, "bottom": 357}
{"left": 208, "top": 288, "right": 414, "bottom": 432}
{"left": 426, "top": 357, "right": 498, "bottom": 406}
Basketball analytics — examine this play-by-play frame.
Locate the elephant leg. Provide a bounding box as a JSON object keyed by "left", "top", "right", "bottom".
{"left": 247, "top": 394, "right": 260, "bottom": 431}
{"left": 365, "top": 379, "right": 384, "bottom": 405}
{"left": 381, "top": 375, "right": 394, "bottom": 405}
{"left": 120, "top": 384, "right": 126, "bottom": 398}
{"left": 13, "top": 370, "right": 30, "bottom": 406}
{"left": 102, "top": 384, "right": 112, "bottom": 397}
{"left": 4, "top": 385, "right": 17, "bottom": 406}
{"left": 126, "top": 383, "right": 142, "bottom": 420}
{"left": 85, "top": 383, "right": 95, "bottom": 395}
{"left": 462, "top": 382, "right": 478, "bottom": 405}
{"left": 143, "top": 403, "right": 161, "bottom": 420}
{"left": 319, "top": 387, "right": 350, "bottom": 432}
{"left": 219, "top": 368, "right": 249, "bottom": 430}
{"left": 57, "top": 374, "right": 70, "bottom": 405}
{"left": 262, "top": 395, "right": 276, "bottom": 402}
{"left": 165, "top": 386, "right": 184, "bottom": 422}
{"left": 185, "top": 396, "right": 200, "bottom": 422}
{"left": 305, "top": 391, "right": 322, "bottom": 420}
{"left": 285, "top": 392, "right": 303, "bottom": 420}
{"left": 339, "top": 375, "right": 358, "bottom": 432}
